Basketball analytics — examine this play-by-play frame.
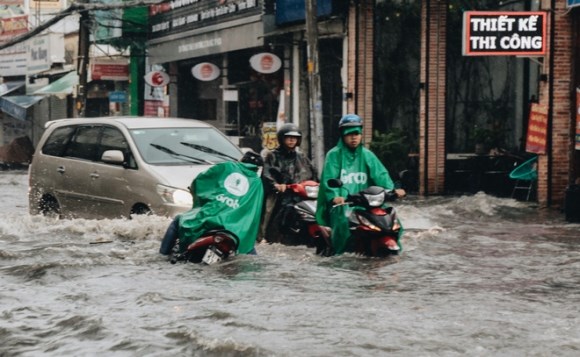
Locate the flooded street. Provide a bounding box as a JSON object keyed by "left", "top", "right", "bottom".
{"left": 1, "top": 170, "right": 580, "bottom": 356}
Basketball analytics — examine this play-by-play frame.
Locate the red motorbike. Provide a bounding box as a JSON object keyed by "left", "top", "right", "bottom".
{"left": 171, "top": 229, "right": 238, "bottom": 265}
{"left": 321, "top": 179, "right": 402, "bottom": 257}
{"left": 267, "top": 169, "right": 330, "bottom": 250}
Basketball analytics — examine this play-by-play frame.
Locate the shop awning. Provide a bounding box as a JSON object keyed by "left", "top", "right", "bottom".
{"left": 0, "top": 95, "right": 44, "bottom": 121}
{"left": 0, "top": 82, "right": 25, "bottom": 97}
{"left": 33, "top": 71, "right": 78, "bottom": 99}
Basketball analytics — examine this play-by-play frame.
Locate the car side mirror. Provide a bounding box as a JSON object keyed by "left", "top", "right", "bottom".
{"left": 101, "top": 150, "right": 125, "bottom": 165}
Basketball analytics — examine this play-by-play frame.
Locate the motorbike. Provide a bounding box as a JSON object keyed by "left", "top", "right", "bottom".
{"left": 267, "top": 168, "right": 330, "bottom": 251}
{"left": 321, "top": 179, "right": 402, "bottom": 257}
{"left": 171, "top": 229, "right": 239, "bottom": 265}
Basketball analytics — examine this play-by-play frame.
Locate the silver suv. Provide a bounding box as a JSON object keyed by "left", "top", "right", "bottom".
{"left": 28, "top": 117, "right": 243, "bottom": 219}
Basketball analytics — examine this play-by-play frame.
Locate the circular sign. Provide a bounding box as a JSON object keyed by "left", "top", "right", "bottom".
{"left": 144, "top": 71, "right": 170, "bottom": 87}
{"left": 224, "top": 172, "right": 249, "bottom": 197}
{"left": 249, "top": 53, "right": 282, "bottom": 74}
{"left": 191, "top": 62, "right": 220, "bottom": 81}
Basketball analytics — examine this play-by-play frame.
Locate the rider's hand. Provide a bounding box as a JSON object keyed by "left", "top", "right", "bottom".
{"left": 274, "top": 183, "right": 287, "bottom": 193}
{"left": 332, "top": 197, "right": 346, "bottom": 205}
{"left": 395, "top": 188, "right": 406, "bottom": 198}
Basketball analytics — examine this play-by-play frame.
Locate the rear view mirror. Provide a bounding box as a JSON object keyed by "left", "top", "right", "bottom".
{"left": 327, "top": 179, "right": 342, "bottom": 188}
{"left": 101, "top": 150, "right": 125, "bottom": 165}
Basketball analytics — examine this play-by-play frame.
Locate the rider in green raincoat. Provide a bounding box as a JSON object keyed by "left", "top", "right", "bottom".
{"left": 316, "top": 114, "right": 405, "bottom": 255}
{"left": 159, "top": 151, "right": 264, "bottom": 256}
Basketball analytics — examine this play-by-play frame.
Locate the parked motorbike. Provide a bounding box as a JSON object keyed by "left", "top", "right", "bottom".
{"left": 171, "top": 229, "right": 238, "bottom": 265}
{"left": 322, "top": 179, "right": 402, "bottom": 257}
{"left": 267, "top": 168, "right": 330, "bottom": 250}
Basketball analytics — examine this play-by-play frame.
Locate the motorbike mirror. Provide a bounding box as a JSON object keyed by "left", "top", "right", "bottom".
{"left": 327, "top": 179, "right": 343, "bottom": 188}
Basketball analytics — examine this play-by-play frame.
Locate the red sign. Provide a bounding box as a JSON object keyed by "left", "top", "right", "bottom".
{"left": 576, "top": 89, "right": 580, "bottom": 150}
{"left": 144, "top": 71, "right": 170, "bottom": 87}
{"left": 463, "top": 11, "right": 547, "bottom": 56}
{"left": 91, "top": 60, "right": 129, "bottom": 81}
{"left": 525, "top": 103, "right": 548, "bottom": 154}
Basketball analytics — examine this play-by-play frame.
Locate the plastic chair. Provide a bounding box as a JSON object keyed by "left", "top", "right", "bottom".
{"left": 509, "top": 156, "right": 538, "bottom": 201}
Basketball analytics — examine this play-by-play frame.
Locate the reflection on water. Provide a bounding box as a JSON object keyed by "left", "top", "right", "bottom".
{"left": 1, "top": 172, "right": 580, "bottom": 356}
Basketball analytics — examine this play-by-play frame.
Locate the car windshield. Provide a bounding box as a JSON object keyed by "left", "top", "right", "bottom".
{"left": 130, "top": 127, "right": 241, "bottom": 165}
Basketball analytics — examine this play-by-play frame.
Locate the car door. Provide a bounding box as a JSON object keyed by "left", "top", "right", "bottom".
{"left": 87, "top": 125, "right": 140, "bottom": 218}
{"left": 52, "top": 125, "right": 103, "bottom": 217}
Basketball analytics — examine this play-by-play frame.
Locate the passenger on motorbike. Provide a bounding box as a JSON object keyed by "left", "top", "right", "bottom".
{"left": 159, "top": 150, "right": 264, "bottom": 257}
{"left": 315, "top": 114, "right": 406, "bottom": 255}
{"left": 260, "top": 123, "right": 318, "bottom": 243}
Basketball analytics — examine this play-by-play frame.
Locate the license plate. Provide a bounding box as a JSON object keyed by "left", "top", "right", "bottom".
{"left": 202, "top": 247, "right": 222, "bottom": 265}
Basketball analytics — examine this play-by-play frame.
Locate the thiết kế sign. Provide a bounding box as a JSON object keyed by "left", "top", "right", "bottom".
{"left": 463, "top": 11, "right": 546, "bottom": 56}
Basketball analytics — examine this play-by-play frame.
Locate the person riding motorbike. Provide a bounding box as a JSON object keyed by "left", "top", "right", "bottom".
{"left": 159, "top": 150, "right": 264, "bottom": 258}
{"left": 260, "top": 123, "right": 318, "bottom": 243}
{"left": 315, "top": 114, "right": 406, "bottom": 255}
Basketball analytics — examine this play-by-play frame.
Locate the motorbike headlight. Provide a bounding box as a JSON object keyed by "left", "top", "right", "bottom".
{"left": 305, "top": 185, "right": 319, "bottom": 198}
{"left": 363, "top": 192, "right": 385, "bottom": 207}
{"left": 356, "top": 213, "right": 380, "bottom": 231}
{"left": 157, "top": 184, "right": 193, "bottom": 206}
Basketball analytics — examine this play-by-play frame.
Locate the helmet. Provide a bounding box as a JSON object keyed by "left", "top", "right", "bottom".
{"left": 240, "top": 150, "right": 264, "bottom": 167}
{"left": 338, "top": 114, "right": 363, "bottom": 129}
{"left": 277, "top": 123, "right": 302, "bottom": 147}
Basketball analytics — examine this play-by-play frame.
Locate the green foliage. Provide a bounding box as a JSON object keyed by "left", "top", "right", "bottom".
{"left": 369, "top": 128, "right": 410, "bottom": 174}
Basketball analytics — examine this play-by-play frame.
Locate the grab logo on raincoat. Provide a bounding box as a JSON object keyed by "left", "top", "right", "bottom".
{"left": 224, "top": 173, "right": 250, "bottom": 196}
{"left": 340, "top": 170, "right": 367, "bottom": 185}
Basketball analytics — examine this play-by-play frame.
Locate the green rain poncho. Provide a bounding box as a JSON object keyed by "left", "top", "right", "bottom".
{"left": 178, "top": 161, "right": 264, "bottom": 254}
{"left": 315, "top": 138, "right": 402, "bottom": 255}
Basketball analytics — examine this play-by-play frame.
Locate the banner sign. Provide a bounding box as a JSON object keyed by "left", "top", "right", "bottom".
{"left": 462, "top": 11, "right": 546, "bottom": 56}
{"left": 525, "top": 103, "right": 548, "bottom": 154}
{"left": 149, "top": 0, "right": 262, "bottom": 40}
{"left": 576, "top": 89, "right": 580, "bottom": 150}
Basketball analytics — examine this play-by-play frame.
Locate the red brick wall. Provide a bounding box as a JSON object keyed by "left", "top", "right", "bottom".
{"left": 419, "top": 0, "right": 447, "bottom": 195}
{"left": 347, "top": 1, "right": 374, "bottom": 144}
{"left": 537, "top": 2, "right": 574, "bottom": 207}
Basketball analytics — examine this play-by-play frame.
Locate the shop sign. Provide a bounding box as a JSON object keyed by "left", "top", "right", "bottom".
{"left": 568, "top": 0, "right": 580, "bottom": 8}
{"left": 0, "top": 14, "right": 28, "bottom": 43}
{"left": 92, "top": 58, "right": 129, "bottom": 81}
{"left": 275, "top": 0, "right": 333, "bottom": 25}
{"left": 462, "top": 11, "right": 546, "bottom": 56}
{"left": 525, "top": 103, "right": 548, "bottom": 155}
{"left": 109, "top": 91, "right": 127, "bottom": 103}
{"left": 191, "top": 62, "right": 220, "bottom": 81}
{"left": 144, "top": 70, "right": 170, "bottom": 87}
{"left": 27, "top": 33, "right": 65, "bottom": 74}
{"left": 262, "top": 122, "right": 278, "bottom": 150}
{"left": 250, "top": 53, "right": 281, "bottom": 74}
{"left": 149, "top": 0, "right": 262, "bottom": 40}
{"left": 576, "top": 89, "right": 580, "bottom": 150}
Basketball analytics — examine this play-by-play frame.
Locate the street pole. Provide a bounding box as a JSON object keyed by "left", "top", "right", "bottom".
{"left": 76, "top": 6, "right": 90, "bottom": 117}
{"left": 305, "top": 0, "right": 325, "bottom": 170}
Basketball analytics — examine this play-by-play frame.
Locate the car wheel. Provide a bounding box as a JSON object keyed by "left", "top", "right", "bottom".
{"left": 130, "top": 204, "right": 151, "bottom": 217}
{"left": 39, "top": 195, "right": 60, "bottom": 217}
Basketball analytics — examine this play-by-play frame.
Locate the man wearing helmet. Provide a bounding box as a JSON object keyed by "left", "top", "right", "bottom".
{"left": 260, "top": 123, "right": 318, "bottom": 243}
{"left": 316, "top": 114, "right": 406, "bottom": 255}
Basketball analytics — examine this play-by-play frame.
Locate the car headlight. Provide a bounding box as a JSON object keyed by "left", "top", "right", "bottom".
{"left": 363, "top": 192, "right": 385, "bottom": 207}
{"left": 157, "top": 184, "right": 193, "bottom": 206}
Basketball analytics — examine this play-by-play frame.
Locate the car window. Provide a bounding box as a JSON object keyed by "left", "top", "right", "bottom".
{"left": 64, "top": 126, "right": 101, "bottom": 161}
{"left": 99, "top": 126, "right": 137, "bottom": 169}
{"left": 131, "top": 127, "right": 241, "bottom": 165}
{"left": 41, "top": 126, "right": 76, "bottom": 157}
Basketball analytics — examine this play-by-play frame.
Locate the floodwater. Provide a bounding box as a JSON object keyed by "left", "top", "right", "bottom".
{"left": 1, "top": 170, "right": 580, "bottom": 356}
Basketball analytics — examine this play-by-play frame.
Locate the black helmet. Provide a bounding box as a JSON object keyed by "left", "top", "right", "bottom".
{"left": 276, "top": 123, "right": 302, "bottom": 147}
{"left": 240, "top": 150, "right": 264, "bottom": 167}
{"left": 338, "top": 114, "right": 363, "bottom": 129}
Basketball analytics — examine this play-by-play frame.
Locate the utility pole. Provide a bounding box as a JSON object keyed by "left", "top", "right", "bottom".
{"left": 305, "top": 0, "right": 325, "bottom": 170}
{"left": 76, "top": 6, "right": 90, "bottom": 117}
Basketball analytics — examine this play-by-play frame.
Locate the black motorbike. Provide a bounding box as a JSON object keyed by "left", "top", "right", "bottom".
{"left": 321, "top": 179, "right": 402, "bottom": 257}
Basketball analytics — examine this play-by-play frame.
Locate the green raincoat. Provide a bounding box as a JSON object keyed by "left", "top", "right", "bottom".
{"left": 316, "top": 139, "right": 402, "bottom": 254}
{"left": 178, "top": 161, "right": 264, "bottom": 254}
